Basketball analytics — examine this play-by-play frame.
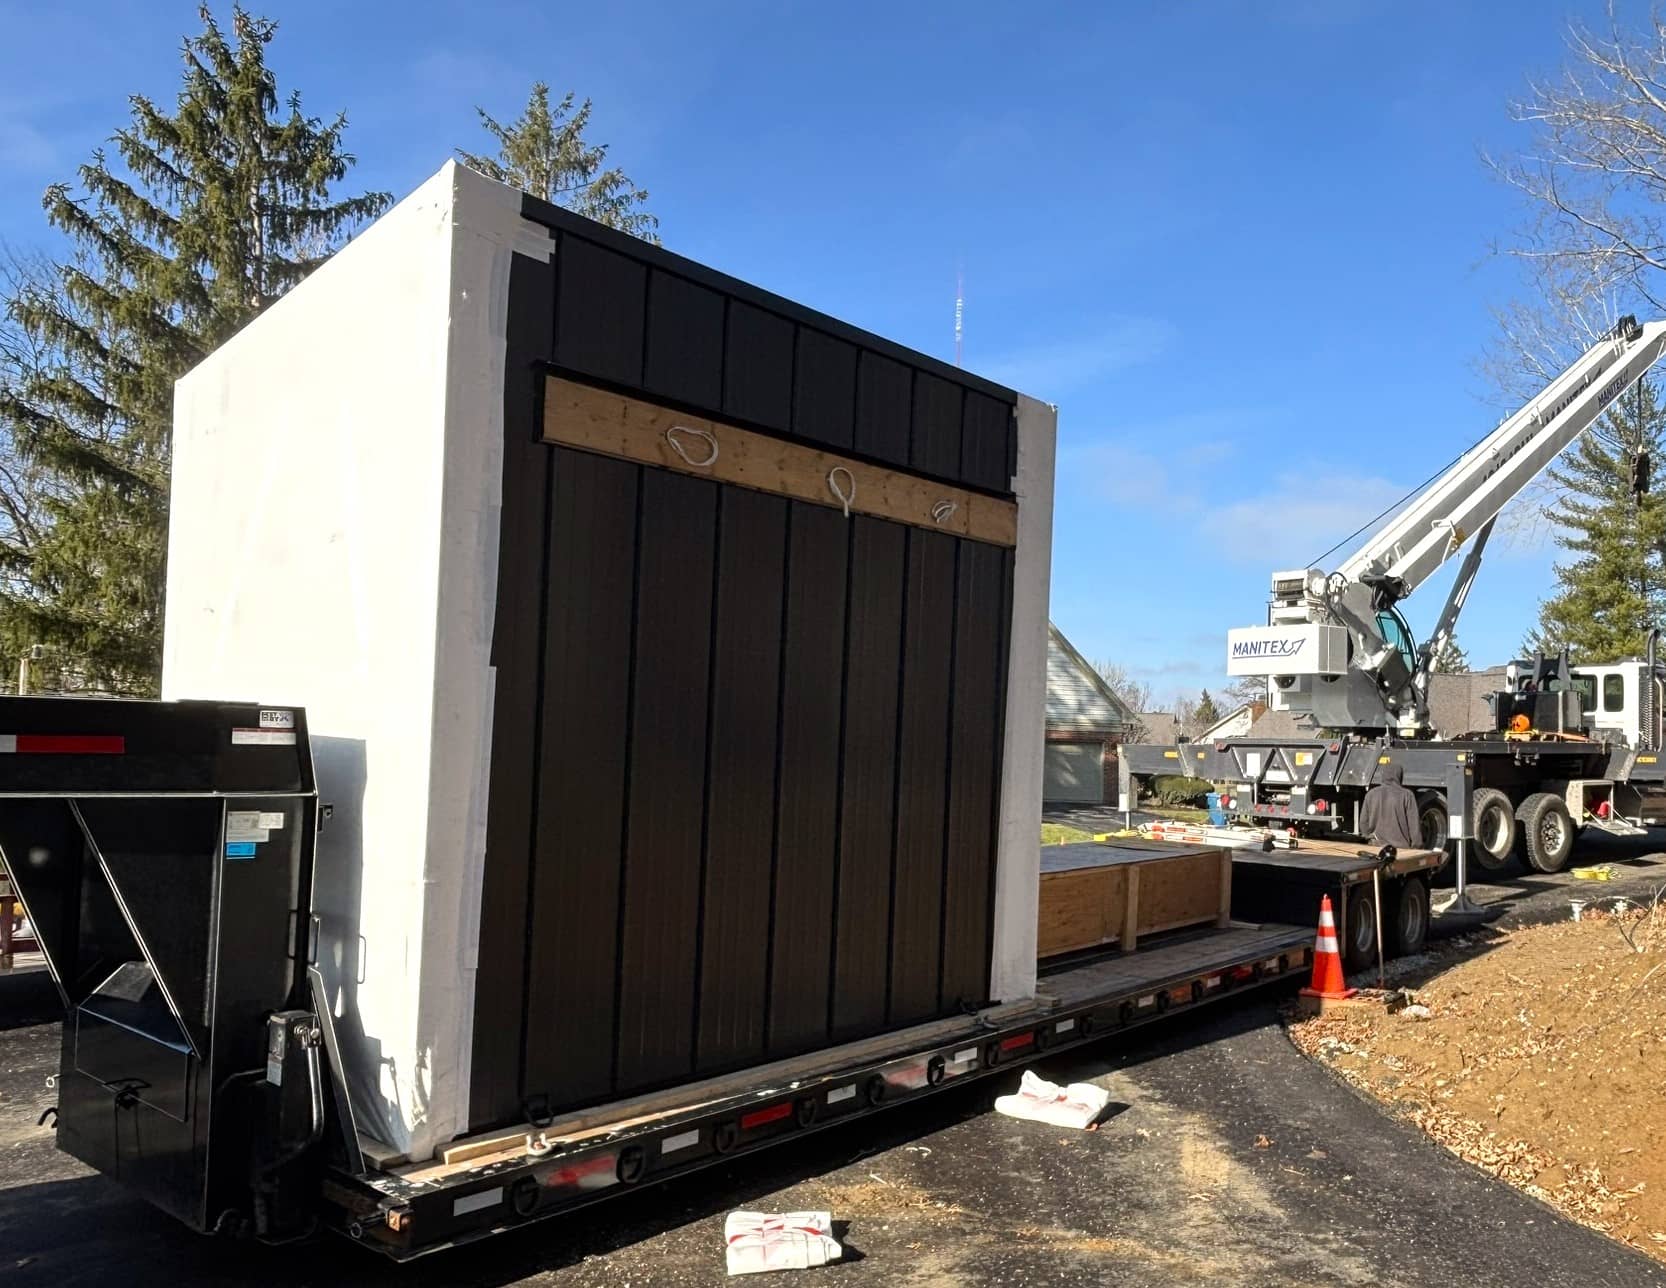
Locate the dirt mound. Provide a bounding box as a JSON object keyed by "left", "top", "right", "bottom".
{"left": 1289, "top": 899, "right": 1666, "bottom": 1263}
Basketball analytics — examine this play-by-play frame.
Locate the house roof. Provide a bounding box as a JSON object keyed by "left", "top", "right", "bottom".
{"left": 1046, "top": 623, "right": 1136, "bottom": 734}
{"left": 1199, "top": 702, "right": 1259, "bottom": 741}
{"left": 1427, "top": 666, "right": 1506, "bottom": 737}
{"left": 1139, "top": 711, "right": 1182, "bottom": 745}
{"left": 1245, "top": 707, "right": 1315, "bottom": 739}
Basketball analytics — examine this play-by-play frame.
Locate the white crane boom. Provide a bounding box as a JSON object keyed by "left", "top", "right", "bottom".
{"left": 1338, "top": 317, "right": 1666, "bottom": 597}
{"left": 1233, "top": 315, "right": 1666, "bottom": 734}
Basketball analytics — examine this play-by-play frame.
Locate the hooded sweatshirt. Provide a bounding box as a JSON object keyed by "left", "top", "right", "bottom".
{"left": 1358, "top": 763, "right": 1422, "bottom": 851}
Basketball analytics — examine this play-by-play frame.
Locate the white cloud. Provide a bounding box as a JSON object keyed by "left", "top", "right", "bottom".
{"left": 1058, "top": 408, "right": 1265, "bottom": 511}
{"left": 410, "top": 49, "right": 519, "bottom": 97}
{"left": 0, "top": 116, "right": 56, "bottom": 170}
{"left": 980, "top": 317, "right": 1177, "bottom": 395}
{"left": 1198, "top": 470, "right": 1412, "bottom": 570}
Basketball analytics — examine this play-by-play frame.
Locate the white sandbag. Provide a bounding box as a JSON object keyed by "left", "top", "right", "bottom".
{"left": 993, "top": 1069, "right": 1110, "bottom": 1129}
{"left": 724, "top": 1210, "right": 842, "bottom": 1276}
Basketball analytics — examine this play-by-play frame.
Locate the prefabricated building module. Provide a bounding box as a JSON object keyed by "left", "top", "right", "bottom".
{"left": 162, "top": 161, "right": 1057, "bottom": 1164}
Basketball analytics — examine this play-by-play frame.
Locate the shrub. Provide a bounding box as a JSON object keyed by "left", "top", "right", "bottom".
{"left": 1148, "top": 775, "right": 1213, "bottom": 807}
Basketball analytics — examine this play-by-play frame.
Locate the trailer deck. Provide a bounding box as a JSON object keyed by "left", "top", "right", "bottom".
{"left": 325, "top": 921, "right": 1312, "bottom": 1258}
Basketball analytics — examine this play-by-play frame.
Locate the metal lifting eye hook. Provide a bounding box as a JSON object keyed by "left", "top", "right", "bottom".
{"left": 664, "top": 424, "right": 719, "bottom": 468}
{"left": 930, "top": 499, "right": 957, "bottom": 526}
{"left": 827, "top": 466, "right": 856, "bottom": 519}
{"left": 526, "top": 1131, "right": 553, "bottom": 1157}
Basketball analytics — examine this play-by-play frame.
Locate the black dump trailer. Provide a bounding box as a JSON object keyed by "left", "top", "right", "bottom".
{"left": 0, "top": 697, "right": 336, "bottom": 1235}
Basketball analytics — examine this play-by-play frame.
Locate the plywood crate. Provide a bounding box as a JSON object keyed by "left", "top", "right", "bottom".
{"left": 1037, "top": 840, "right": 1232, "bottom": 959}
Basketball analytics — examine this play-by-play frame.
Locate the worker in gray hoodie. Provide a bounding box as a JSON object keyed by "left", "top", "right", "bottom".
{"left": 1359, "top": 763, "right": 1422, "bottom": 852}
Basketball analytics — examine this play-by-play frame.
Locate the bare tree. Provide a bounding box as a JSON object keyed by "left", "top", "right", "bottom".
{"left": 1224, "top": 675, "right": 1268, "bottom": 710}
{"left": 1487, "top": 7, "right": 1666, "bottom": 319}
{"left": 1481, "top": 5, "right": 1666, "bottom": 581}
{"left": 1092, "top": 659, "right": 1151, "bottom": 739}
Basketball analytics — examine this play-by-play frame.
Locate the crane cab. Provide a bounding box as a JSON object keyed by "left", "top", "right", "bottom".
{"left": 1569, "top": 662, "right": 1661, "bottom": 748}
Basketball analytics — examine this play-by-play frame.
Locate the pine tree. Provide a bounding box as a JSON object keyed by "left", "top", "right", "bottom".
{"left": 1527, "top": 378, "right": 1666, "bottom": 663}
{"left": 1430, "top": 635, "right": 1470, "bottom": 673}
{"left": 1193, "top": 689, "right": 1222, "bottom": 727}
{"left": 0, "top": 6, "right": 388, "bottom": 693}
{"left": 459, "top": 84, "right": 658, "bottom": 242}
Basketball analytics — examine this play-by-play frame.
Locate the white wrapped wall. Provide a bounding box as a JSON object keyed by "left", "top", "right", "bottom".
{"left": 163, "top": 162, "right": 551, "bottom": 1160}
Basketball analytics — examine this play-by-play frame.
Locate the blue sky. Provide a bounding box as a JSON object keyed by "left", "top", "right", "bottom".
{"left": 0, "top": 0, "right": 1630, "bottom": 705}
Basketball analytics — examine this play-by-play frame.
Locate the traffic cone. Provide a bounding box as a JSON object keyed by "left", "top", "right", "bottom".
{"left": 1299, "top": 894, "right": 1356, "bottom": 1003}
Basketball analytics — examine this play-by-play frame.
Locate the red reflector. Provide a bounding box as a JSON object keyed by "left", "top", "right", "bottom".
{"left": 999, "top": 1033, "right": 1035, "bottom": 1053}
{"left": 739, "top": 1102, "right": 794, "bottom": 1131}
{"left": 2, "top": 734, "right": 125, "bottom": 755}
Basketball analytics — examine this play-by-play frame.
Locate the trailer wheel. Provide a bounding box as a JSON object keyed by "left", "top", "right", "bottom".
{"left": 1388, "top": 876, "right": 1429, "bottom": 956}
{"left": 1342, "top": 887, "right": 1378, "bottom": 972}
{"left": 1471, "top": 788, "right": 1516, "bottom": 870}
{"left": 1516, "top": 793, "right": 1575, "bottom": 873}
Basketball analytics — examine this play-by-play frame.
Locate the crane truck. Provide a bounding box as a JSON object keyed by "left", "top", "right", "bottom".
{"left": 1124, "top": 315, "right": 1666, "bottom": 965}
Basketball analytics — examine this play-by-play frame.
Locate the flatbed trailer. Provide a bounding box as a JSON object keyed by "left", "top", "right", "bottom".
{"left": 0, "top": 695, "right": 1320, "bottom": 1259}
{"left": 334, "top": 922, "right": 1310, "bottom": 1258}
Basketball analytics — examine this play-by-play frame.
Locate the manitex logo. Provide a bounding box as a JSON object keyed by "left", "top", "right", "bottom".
{"left": 1231, "top": 638, "right": 1306, "bottom": 660}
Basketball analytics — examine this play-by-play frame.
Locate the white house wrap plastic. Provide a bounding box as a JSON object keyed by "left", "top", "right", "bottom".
{"left": 162, "top": 162, "right": 552, "bottom": 1162}
{"left": 993, "top": 1070, "right": 1110, "bottom": 1129}
{"left": 724, "top": 1211, "right": 842, "bottom": 1276}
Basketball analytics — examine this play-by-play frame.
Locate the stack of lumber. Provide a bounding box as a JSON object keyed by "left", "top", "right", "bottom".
{"left": 1037, "top": 840, "right": 1232, "bottom": 959}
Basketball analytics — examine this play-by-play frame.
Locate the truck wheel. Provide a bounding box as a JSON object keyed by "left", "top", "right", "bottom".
{"left": 1388, "top": 876, "right": 1430, "bottom": 956}
{"left": 1415, "top": 791, "right": 1450, "bottom": 859}
{"left": 1517, "top": 793, "right": 1575, "bottom": 873}
{"left": 1470, "top": 788, "right": 1516, "bottom": 871}
{"left": 1342, "top": 888, "right": 1378, "bottom": 972}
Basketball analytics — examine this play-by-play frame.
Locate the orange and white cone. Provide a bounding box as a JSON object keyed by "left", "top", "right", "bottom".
{"left": 1299, "top": 893, "right": 1356, "bottom": 1001}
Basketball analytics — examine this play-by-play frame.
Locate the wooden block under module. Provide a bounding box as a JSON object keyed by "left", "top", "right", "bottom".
{"left": 1037, "top": 841, "right": 1233, "bottom": 961}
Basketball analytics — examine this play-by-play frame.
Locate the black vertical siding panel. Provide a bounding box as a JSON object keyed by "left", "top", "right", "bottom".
{"left": 962, "top": 392, "right": 1013, "bottom": 494}
{"left": 469, "top": 253, "right": 554, "bottom": 1130}
{"left": 767, "top": 503, "right": 849, "bottom": 1055}
{"left": 911, "top": 372, "right": 963, "bottom": 481}
{"left": 938, "top": 540, "right": 1005, "bottom": 1011}
{"left": 521, "top": 450, "right": 639, "bottom": 1107}
{"left": 697, "top": 490, "right": 788, "bottom": 1070}
{"left": 725, "top": 303, "right": 794, "bottom": 431}
{"left": 616, "top": 469, "right": 717, "bottom": 1092}
{"left": 829, "top": 518, "right": 905, "bottom": 1040}
{"left": 555, "top": 237, "right": 647, "bottom": 386}
{"left": 794, "top": 329, "right": 857, "bottom": 450}
{"left": 644, "top": 271, "right": 724, "bottom": 407}
{"left": 854, "top": 351, "right": 911, "bottom": 467}
{"left": 888, "top": 529, "right": 957, "bottom": 1025}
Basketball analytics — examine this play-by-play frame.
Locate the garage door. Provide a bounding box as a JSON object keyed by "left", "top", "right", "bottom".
{"left": 1044, "top": 742, "right": 1103, "bottom": 804}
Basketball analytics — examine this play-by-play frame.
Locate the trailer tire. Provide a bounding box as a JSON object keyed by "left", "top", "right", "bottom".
{"left": 1517, "top": 793, "right": 1575, "bottom": 873}
{"left": 1342, "top": 888, "right": 1378, "bottom": 973}
{"left": 1388, "top": 875, "right": 1429, "bottom": 956}
{"left": 1471, "top": 788, "right": 1516, "bottom": 870}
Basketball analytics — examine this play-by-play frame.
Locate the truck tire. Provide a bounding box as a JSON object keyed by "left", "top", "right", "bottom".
{"left": 1471, "top": 788, "right": 1516, "bottom": 871}
{"left": 1516, "top": 792, "right": 1576, "bottom": 874}
{"left": 1388, "top": 875, "right": 1430, "bottom": 956}
{"left": 1415, "top": 791, "right": 1450, "bottom": 859}
{"left": 1342, "top": 886, "right": 1378, "bottom": 973}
